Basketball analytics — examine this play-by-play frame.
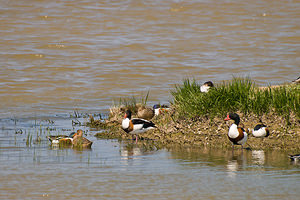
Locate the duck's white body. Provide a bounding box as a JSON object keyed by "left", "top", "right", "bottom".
{"left": 252, "top": 127, "right": 268, "bottom": 137}
{"left": 225, "top": 113, "right": 248, "bottom": 148}
{"left": 252, "top": 124, "right": 269, "bottom": 138}
{"left": 47, "top": 135, "right": 73, "bottom": 145}
{"left": 153, "top": 104, "right": 170, "bottom": 116}
{"left": 200, "top": 81, "right": 214, "bottom": 93}
{"left": 228, "top": 124, "right": 248, "bottom": 145}
{"left": 200, "top": 85, "right": 210, "bottom": 93}
{"left": 122, "top": 118, "right": 155, "bottom": 134}
{"left": 122, "top": 110, "right": 156, "bottom": 142}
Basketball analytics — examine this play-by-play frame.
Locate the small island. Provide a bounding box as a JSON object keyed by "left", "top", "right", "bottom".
{"left": 89, "top": 78, "right": 300, "bottom": 151}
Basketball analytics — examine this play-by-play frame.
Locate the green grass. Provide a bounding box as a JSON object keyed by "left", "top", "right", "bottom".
{"left": 171, "top": 77, "right": 299, "bottom": 123}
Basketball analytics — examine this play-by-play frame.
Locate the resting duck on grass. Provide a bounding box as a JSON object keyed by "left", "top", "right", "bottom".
{"left": 137, "top": 105, "right": 154, "bottom": 120}
{"left": 224, "top": 113, "right": 248, "bottom": 150}
{"left": 47, "top": 131, "right": 76, "bottom": 145}
{"left": 122, "top": 110, "right": 157, "bottom": 143}
{"left": 200, "top": 81, "right": 214, "bottom": 93}
{"left": 251, "top": 124, "right": 270, "bottom": 138}
{"left": 72, "top": 129, "right": 93, "bottom": 148}
{"left": 153, "top": 104, "right": 170, "bottom": 116}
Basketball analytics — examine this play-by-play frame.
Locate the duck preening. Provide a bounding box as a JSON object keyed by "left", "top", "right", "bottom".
{"left": 251, "top": 124, "right": 270, "bottom": 138}
{"left": 122, "top": 110, "right": 157, "bottom": 143}
{"left": 224, "top": 113, "right": 248, "bottom": 150}
{"left": 72, "top": 129, "right": 93, "bottom": 148}
{"left": 200, "top": 81, "right": 214, "bottom": 93}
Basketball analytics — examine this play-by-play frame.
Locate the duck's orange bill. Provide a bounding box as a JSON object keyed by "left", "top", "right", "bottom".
{"left": 224, "top": 115, "right": 230, "bottom": 121}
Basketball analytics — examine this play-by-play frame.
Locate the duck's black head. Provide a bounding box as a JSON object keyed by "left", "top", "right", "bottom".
{"left": 124, "top": 110, "right": 132, "bottom": 119}
{"left": 224, "top": 113, "right": 240, "bottom": 125}
{"left": 153, "top": 104, "right": 160, "bottom": 109}
{"left": 204, "top": 81, "right": 214, "bottom": 87}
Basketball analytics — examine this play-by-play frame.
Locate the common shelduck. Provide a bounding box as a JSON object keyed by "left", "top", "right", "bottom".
{"left": 200, "top": 81, "right": 214, "bottom": 93}
{"left": 72, "top": 129, "right": 93, "bottom": 148}
{"left": 224, "top": 113, "right": 248, "bottom": 149}
{"left": 137, "top": 105, "right": 154, "bottom": 120}
{"left": 292, "top": 76, "right": 300, "bottom": 84}
{"left": 153, "top": 104, "right": 170, "bottom": 116}
{"left": 289, "top": 154, "right": 300, "bottom": 162}
{"left": 47, "top": 131, "right": 76, "bottom": 145}
{"left": 251, "top": 124, "right": 270, "bottom": 138}
{"left": 122, "top": 110, "right": 156, "bottom": 142}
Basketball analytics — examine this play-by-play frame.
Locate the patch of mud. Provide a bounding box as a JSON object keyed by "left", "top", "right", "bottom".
{"left": 90, "top": 108, "right": 300, "bottom": 151}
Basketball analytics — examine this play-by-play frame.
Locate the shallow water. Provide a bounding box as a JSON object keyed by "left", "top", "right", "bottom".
{"left": 0, "top": 116, "right": 300, "bottom": 200}
{"left": 0, "top": 1, "right": 299, "bottom": 199}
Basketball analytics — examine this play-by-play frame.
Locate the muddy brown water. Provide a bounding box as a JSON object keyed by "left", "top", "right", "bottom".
{"left": 0, "top": 1, "right": 299, "bottom": 199}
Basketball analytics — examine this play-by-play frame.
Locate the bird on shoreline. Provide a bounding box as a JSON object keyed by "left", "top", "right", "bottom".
{"left": 137, "top": 105, "right": 154, "bottom": 120}
{"left": 72, "top": 129, "right": 93, "bottom": 148}
{"left": 224, "top": 113, "right": 248, "bottom": 150}
{"left": 153, "top": 104, "right": 170, "bottom": 116}
{"left": 200, "top": 81, "right": 214, "bottom": 93}
{"left": 122, "top": 110, "right": 156, "bottom": 143}
{"left": 251, "top": 124, "right": 270, "bottom": 138}
{"left": 292, "top": 76, "right": 300, "bottom": 84}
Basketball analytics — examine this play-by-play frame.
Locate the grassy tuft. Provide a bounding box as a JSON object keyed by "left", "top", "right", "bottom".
{"left": 171, "top": 77, "right": 299, "bottom": 123}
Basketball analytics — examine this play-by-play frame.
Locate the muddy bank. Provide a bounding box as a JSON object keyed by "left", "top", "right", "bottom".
{"left": 89, "top": 108, "right": 300, "bottom": 151}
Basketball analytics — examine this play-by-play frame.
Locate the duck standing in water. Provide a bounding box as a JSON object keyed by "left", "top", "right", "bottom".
{"left": 72, "top": 129, "right": 93, "bottom": 148}
{"left": 122, "top": 110, "right": 156, "bottom": 143}
{"left": 224, "top": 113, "right": 248, "bottom": 150}
{"left": 251, "top": 124, "right": 270, "bottom": 138}
{"left": 200, "top": 81, "right": 214, "bottom": 93}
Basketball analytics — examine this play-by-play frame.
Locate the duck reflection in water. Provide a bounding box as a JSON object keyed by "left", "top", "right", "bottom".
{"left": 252, "top": 150, "right": 265, "bottom": 165}
{"left": 226, "top": 150, "right": 247, "bottom": 178}
{"left": 289, "top": 154, "right": 300, "bottom": 165}
{"left": 120, "top": 142, "right": 157, "bottom": 165}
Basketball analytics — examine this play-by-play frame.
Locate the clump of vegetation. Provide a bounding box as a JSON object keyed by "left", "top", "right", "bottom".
{"left": 112, "top": 91, "right": 150, "bottom": 114}
{"left": 171, "top": 77, "right": 299, "bottom": 124}
{"left": 89, "top": 77, "right": 299, "bottom": 151}
{"left": 106, "top": 91, "right": 151, "bottom": 123}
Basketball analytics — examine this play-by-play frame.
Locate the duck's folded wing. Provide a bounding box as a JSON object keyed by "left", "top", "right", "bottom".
{"left": 131, "top": 119, "right": 156, "bottom": 128}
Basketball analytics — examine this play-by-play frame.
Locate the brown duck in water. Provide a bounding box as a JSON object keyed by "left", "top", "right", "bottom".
{"left": 72, "top": 129, "right": 93, "bottom": 148}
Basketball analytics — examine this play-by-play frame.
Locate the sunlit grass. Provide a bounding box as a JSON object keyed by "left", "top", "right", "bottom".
{"left": 171, "top": 77, "right": 299, "bottom": 124}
